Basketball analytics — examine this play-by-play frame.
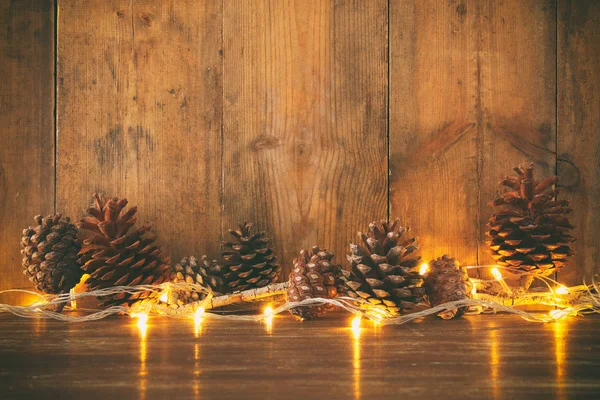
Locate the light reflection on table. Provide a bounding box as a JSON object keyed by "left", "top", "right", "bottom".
{"left": 1, "top": 314, "right": 599, "bottom": 399}
{"left": 554, "top": 319, "right": 567, "bottom": 400}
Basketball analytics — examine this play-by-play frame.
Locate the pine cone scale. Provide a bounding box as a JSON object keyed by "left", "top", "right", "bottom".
{"left": 77, "top": 194, "right": 171, "bottom": 307}
{"left": 287, "top": 246, "right": 344, "bottom": 320}
{"left": 221, "top": 222, "right": 280, "bottom": 293}
{"left": 342, "top": 218, "right": 425, "bottom": 316}
{"left": 21, "top": 214, "right": 83, "bottom": 296}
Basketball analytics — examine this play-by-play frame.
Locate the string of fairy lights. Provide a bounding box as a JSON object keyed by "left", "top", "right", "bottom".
{"left": 1, "top": 264, "right": 599, "bottom": 335}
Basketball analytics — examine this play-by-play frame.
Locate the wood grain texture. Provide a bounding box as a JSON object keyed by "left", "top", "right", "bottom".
{"left": 390, "top": 0, "right": 479, "bottom": 265}
{"left": 476, "top": 0, "right": 557, "bottom": 269}
{"left": 0, "top": 0, "right": 54, "bottom": 305}
{"left": 223, "top": 0, "right": 388, "bottom": 276}
{"left": 390, "top": 0, "right": 557, "bottom": 273}
{"left": 57, "top": 1, "right": 223, "bottom": 263}
{"left": 557, "top": 1, "right": 600, "bottom": 285}
{"left": 1, "top": 314, "right": 600, "bottom": 399}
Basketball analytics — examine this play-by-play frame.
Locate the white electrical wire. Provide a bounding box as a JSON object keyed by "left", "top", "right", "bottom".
{"left": 1, "top": 268, "right": 598, "bottom": 325}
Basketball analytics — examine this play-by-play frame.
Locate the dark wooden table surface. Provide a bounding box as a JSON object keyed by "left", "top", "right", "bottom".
{"left": 1, "top": 312, "right": 599, "bottom": 399}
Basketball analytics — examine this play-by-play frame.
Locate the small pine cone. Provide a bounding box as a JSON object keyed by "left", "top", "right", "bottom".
{"left": 77, "top": 194, "right": 171, "bottom": 307}
{"left": 487, "top": 163, "right": 575, "bottom": 276}
{"left": 287, "top": 246, "right": 343, "bottom": 320}
{"left": 169, "top": 255, "right": 225, "bottom": 306}
{"left": 424, "top": 255, "right": 473, "bottom": 319}
{"left": 221, "top": 221, "right": 280, "bottom": 292}
{"left": 342, "top": 219, "right": 425, "bottom": 315}
{"left": 21, "top": 214, "right": 83, "bottom": 296}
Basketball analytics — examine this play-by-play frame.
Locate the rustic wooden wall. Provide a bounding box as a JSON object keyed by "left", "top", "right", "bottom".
{"left": 0, "top": 0, "right": 54, "bottom": 304}
{"left": 1, "top": 0, "right": 599, "bottom": 302}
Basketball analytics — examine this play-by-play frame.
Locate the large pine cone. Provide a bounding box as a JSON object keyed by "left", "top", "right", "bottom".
{"left": 487, "top": 163, "right": 575, "bottom": 276}
{"left": 21, "top": 214, "right": 83, "bottom": 295}
{"left": 221, "top": 221, "right": 280, "bottom": 292}
{"left": 77, "top": 194, "right": 171, "bottom": 307}
{"left": 169, "top": 255, "right": 225, "bottom": 306}
{"left": 342, "top": 219, "right": 425, "bottom": 315}
{"left": 424, "top": 255, "right": 473, "bottom": 319}
{"left": 287, "top": 246, "right": 343, "bottom": 320}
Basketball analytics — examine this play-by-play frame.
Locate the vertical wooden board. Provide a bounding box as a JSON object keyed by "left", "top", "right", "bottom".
{"left": 223, "top": 0, "right": 388, "bottom": 276}
{"left": 57, "top": 1, "right": 222, "bottom": 263}
{"left": 477, "top": 0, "right": 557, "bottom": 268}
{"left": 390, "top": 0, "right": 479, "bottom": 265}
{"left": 0, "top": 0, "right": 54, "bottom": 305}
{"left": 391, "top": 0, "right": 557, "bottom": 272}
{"left": 557, "top": 1, "right": 600, "bottom": 284}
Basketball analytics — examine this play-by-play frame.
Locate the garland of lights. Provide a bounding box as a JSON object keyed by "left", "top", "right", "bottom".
{"left": 2, "top": 265, "right": 599, "bottom": 333}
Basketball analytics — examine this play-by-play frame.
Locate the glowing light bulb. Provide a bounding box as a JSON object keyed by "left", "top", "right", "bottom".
{"left": 131, "top": 312, "right": 149, "bottom": 338}
{"left": 550, "top": 309, "right": 565, "bottom": 320}
{"left": 263, "top": 304, "right": 274, "bottom": 318}
{"left": 351, "top": 315, "right": 361, "bottom": 339}
{"left": 419, "top": 262, "right": 429, "bottom": 276}
{"left": 194, "top": 306, "right": 205, "bottom": 337}
{"left": 195, "top": 306, "right": 205, "bottom": 322}
{"left": 31, "top": 299, "right": 47, "bottom": 312}
{"left": 491, "top": 267, "right": 502, "bottom": 280}
{"left": 555, "top": 286, "right": 569, "bottom": 295}
{"left": 263, "top": 304, "right": 274, "bottom": 334}
{"left": 70, "top": 288, "right": 77, "bottom": 310}
{"left": 159, "top": 285, "right": 171, "bottom": 303}
{"left": 491, "top": 267, "right": 513, "bottom": 296}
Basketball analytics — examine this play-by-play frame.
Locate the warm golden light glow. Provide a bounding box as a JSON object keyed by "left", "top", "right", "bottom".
{"left": 139, "top": 321, "right": 148, "bottom": 400}
{"left": 554, "top": 319, "right": 567, "bottom": 400}
{"left": 131, "top": 312, "right": 149, "bottom": 339}
{"left": 70, "top": 288, "right": 77, "bottom": 310}
{"left": 471, "top": 284, "right": 477, "bottom": 295}
{"left": 351, "top": 316, "right": 361, "bottom": 339}
{"left": 263, "top": 304, "right": 274, "bottom": 317}
{"left": 549, "top": 308, "right": 573, "bottom": 320}
{"left": 490, "top": 267, "right": 502, "bottom": 280}
{"left": 555, "top": 286, "right": 569, "bottom": 295}
{"left": 491, "top": 267, "right": 513, "bottom": 296}
{"left": 70, "top": 274, "right": 89, "bottom": 309}
{"left": 30, "top": 299, "right": 47, "bottom": 311}
{"left": 194, "top": 307, "right": 205, "bottom": 337}
{"left": 263, "top": 304, "right": 273, "bottom": 334}
{"left": 193, "top": 342, "right": 201, "bottom": 398}
{"left": 159, "top": 284, "right": 171, "bottom": 304}
{"left": 353, "top": 325, "right": 361, "bottom": 400}
{"left": 419, "top": 262, "right": 429, "bottom": 276}
{"left": 489, "top": 328, "right": 500, "bottom": 400}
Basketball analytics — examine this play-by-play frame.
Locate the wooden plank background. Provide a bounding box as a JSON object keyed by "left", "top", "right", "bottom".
{"left": 0, "top": 0, "right": 54, "bottom": 305}
{"left": 1, "top": 0, "right": 599, "bottom": 300}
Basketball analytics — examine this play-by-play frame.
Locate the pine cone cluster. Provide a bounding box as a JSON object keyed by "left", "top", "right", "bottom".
{"left": 77, "top": 194, "right": 171, "bottom": 307}
{"left": 487, "top": 163, "right": 575, "bottom": 276}
{"left": 424, "top": 255, "right": 472, "bottom": 319}
{"left": 287, "top": 246, "right": 343, "bottom": 320}
{"left": 169, "top": 255, "right": 224, "bottom": 306}
{"left": 221, "top": 222, "right": 280, "bottom": 292}
{"left": 342, "top": 219, "right": 425, "bottom": 315}
{"left": 21, "top": 214, "right": 83, "bottom": 295}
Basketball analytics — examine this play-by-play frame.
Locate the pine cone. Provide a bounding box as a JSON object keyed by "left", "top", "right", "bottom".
{"left": 342, "top": 219, "right": 425, "bottom": 315}
{"left": 287, "top": 246, "right": 343, "bottom": 320}
{"left": 424, "top": 255, "right": 473, "bottom": 319}
{"left": 77, "top": 194, "right": 171, "bottom": 307}
{"left": 221, "top": 221, "right": 280, "bottom": 292}
{"left": 21, "top": 214, "right": 83, "bottom": 296}
{"left": 487, "top": 163, "right": 575, "bottom": 276}
{"left": 169, "top": 255, "right": 225, "bottom": 306}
